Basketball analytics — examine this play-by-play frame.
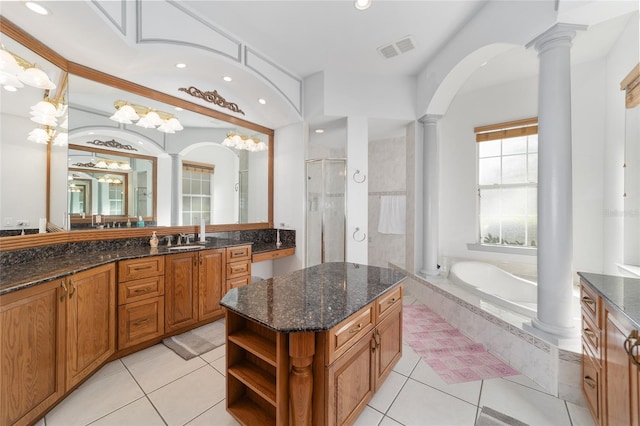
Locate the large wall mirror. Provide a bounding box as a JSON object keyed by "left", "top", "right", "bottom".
{"left": 0, "top": 18, "right": 273, "bottom": 248}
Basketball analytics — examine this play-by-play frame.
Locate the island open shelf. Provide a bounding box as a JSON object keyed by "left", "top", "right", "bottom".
{"left": 221, "top": 262, "right": 406, "bottom": 426}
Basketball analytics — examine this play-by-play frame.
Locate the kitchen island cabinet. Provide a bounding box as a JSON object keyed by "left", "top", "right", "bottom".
{"left": 221, "top": 262, "right": 406, "bottom": 426}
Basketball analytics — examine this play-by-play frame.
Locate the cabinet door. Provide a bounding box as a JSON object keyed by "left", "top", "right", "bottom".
{"left": 165, "top": 252, "right": 198, "bottom": 333}
{"left": 0, "top": 280, "right": 65, "bottom": 426}
{"left": 326, "top": 330, "right": 375, "bottom": 426}
{"left": 118, "top": 297, "right": 165, "bottom": 349}
{"left": 199, "top": 249, "right": 225, "bottom": 321}
{"left": 66, "top": 264, "right": 116, "bottom": 390}
{"left": 374, "top": 304, "right": 402, "bottom": 391}
{"left": 604, "top": 312, "right": 633, "bottom": 426}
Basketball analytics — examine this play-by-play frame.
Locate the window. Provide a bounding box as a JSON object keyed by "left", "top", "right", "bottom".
{"left": 182, "top": 161, "right": 214, "bottom": 225}
{"left": 475, "top": 118, "right": 538, "bottom": 248}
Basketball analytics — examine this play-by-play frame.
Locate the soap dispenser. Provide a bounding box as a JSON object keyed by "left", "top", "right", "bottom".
{"left": 150, "top": 231, "right": 158, "bottom": 248}
{"left": 137, "top": 216, "right": 145, "bottom": 227}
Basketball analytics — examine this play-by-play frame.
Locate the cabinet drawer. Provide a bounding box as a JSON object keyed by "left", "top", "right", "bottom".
{"left": 580, "top": 282, "right": 600, "bottom": 327}
{"left": 582, "top": 345, "right": 600, "bottom": 422}
{"left": 252, "top": 247, "right": 295, "bottom": 263}
{"left": 118, "top": 276, "right": 164, "bottom": 305}
{"left": 118, "top": 257, "right": 164, "bottom": 281}
{"left": 376, "top": 285, "right": 402, "bottom": 322}
{"left": 227, "top": 260, "right": 251, "bottom": 279}
{"left": 227, "top": 245, "right": 252, "bottom": 262}
{"left": 582, "top": 312, "right": 601, "bottom": 358}
{"left": 327, "top": 303, "right": 374, "bottom": 365}
{"left": 227, "top": 276, "right": 250, "bottom": 292}
{"left": 118, "top": 297, "right": 164, "bottom": 349}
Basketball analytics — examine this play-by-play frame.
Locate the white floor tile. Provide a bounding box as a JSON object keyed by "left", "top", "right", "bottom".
{"left": 46, "top": 360, "right": 144, "bottom": 426}
{"left": 566, "top": 401, "right": 597, "bottom": 426}
{"left": 90, "top": 397, "right": 165, "bottom": 426}
{"left": 379, "top": 416, "right": 403, "bottom": 426}
{"left": 148, "top": 365, "right": 226, "bottom": 426}
{"left": 409, "top": 358, "right": 482, "bottom": 406}
{"left": 185, "top": 400, "right": 240, "bottom": 426}
{"left": 200, "top": 344, "right": 226, "bottom": 364}
{"left": 368, "top": 371, "right": 408, "bottom": 413}
{"left": 480, "top": 378, "right": 572, "bottom": 426}
{"left": 210, "top": 355, "right": 226, "bottom": 376}
{"left": 353, "top": 406, "right": 384, "bottom": 426}
{"left": 393, "top": 343, "right": 420, "bottom": 376}
{"left": 503, "top": 373, "right": 554, "bottom": 395}
{"left": 121, "top": 343, "right": 207, "bottom": 393}
{"left": 386, "top": 378, "right": 478, "bottom": 425}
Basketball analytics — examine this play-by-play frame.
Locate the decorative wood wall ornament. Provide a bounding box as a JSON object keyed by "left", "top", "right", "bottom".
{"left": 73, "top": 162, "right": 100, "bottom": 168}
{"left": 178, "top": 86, "right": 245, "bottom": 115}
{"left": 86, "top": 139, "right": 138, "bottom": 151}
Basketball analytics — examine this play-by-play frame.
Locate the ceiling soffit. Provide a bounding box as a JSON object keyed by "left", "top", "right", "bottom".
{"left": 92, "top": 0, "right": 303, "bottom": 119}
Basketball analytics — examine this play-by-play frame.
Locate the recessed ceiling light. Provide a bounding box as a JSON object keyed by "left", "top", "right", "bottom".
{"left": 315, "top": 129, "right": 325, "bottom": 134}
{"left": 258, "top": 98, "right": 266, "bottom": 105}
{"left": 223, "top": 76, "right": 232, "bottom": 82}
{"left": 480, "top": 61, "right": 488, "bottom": 67}
{"left": 175, "top": 63, "right": 187, "bottom": 69}
{"left": 354, "top": 0, "right": 371, "bottom": 10}
{"left": 25, "top": 1, "right": 49, "bottom": 15}
{"left": 175, "top": 107, "right": 184, "bottom": 111}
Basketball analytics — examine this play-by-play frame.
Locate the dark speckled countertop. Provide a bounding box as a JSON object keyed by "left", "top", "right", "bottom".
{"left": 220, "top": 262, "right": 406, "bottom": 333}
{"left": 0, "top": 238, "right": 297, "bottom": 296}
{"left": 578, "top": 272, "right": 640, "bottom": 329}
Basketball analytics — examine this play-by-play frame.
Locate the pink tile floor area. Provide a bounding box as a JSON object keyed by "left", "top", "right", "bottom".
{"left": 403, "top": 304, "right": 519, "bottom": 384}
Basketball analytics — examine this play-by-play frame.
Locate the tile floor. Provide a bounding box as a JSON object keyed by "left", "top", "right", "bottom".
{"left": 36, "top": 294, "right": 596, "bottom": 426}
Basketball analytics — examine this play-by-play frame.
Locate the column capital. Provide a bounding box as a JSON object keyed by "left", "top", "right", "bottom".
{"left": 418, "top": 114, "right": 442, "bottom": 126}
{"left": 526, "top": 23, "right": 587, "bottom": 54}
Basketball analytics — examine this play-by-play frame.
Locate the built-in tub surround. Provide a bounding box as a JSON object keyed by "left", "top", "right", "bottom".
{"left": 393, "top": 264, "right": 585, "bottom": 407}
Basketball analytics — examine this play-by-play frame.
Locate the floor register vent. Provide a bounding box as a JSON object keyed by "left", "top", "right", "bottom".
{"left": 377, "top": 35, "right": 416, "bottom": 59}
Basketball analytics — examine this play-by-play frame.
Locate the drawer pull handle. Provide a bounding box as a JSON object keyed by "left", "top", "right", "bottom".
{"left": 60, "top": 280, "right": 67, "bottom": 300}
{"left": 133, "top": 318, "right": 151, "bottom": 326}
{"left": 134, "top": 288, "right": 151, "bottom": 293}
{"left": 349, "top": 324, "right": 362, "bottom": 334}
{"left": 387, "top": 297, "right": 397, "bottom": 305}
{"left": 581, "top": 296, "right": 595, "bottom": 306}
{"left": 133, "top": 265, "right": 153, "bottom": 271}
{"left": 583, "top": 376, "right": 597, "bottom": 389}
{"left": 625, "top": 331, "right": 640, "bottom": 368}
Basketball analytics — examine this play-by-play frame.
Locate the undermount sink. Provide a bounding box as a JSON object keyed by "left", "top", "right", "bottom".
{"left": 167, "top": 245, "right": 205, "bottom": 251}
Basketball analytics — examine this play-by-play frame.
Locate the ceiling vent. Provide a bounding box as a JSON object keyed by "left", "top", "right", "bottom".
{"left": 377, "top": 35, "right": 416, "bottom": 59}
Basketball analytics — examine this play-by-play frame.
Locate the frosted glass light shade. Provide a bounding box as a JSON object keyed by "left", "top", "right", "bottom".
{"left": 52, "top": 132, "right": 68, "bottom": 146}
{"left": 27, "top": 128, "right": 49, "bottom": 144}
{"left": 30, "top": 113, "right": 57, "bottom": 126}
{"left": 0, "top": 71, "right": 24, "bottom": 89}
{"left": 0, "top": 50, "right": 23, "bottom": 74}
{"left": 30, "top": 100, "right": 57, "bottom": 115}
{"left": 144, "top": 111, "right": 163, "bottom": 126}
{"left": 19, "top": 67, "right": 56, "bottom": 90}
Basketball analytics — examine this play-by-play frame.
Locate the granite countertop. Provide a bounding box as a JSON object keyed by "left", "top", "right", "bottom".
{"left": 578, "top": 272, "right": 640, "bottom": 329}
{"left": 0, "top": 238, "right": 256, "bottom": 296}
{"left": 251, "top": 242, "right": 295, "bottom": 254}
{"left": 220, "top": 262, "right": 406, "bottom": 333}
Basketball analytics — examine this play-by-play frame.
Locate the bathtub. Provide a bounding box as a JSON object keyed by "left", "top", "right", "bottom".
{"left": 449, "top": 261, "right": 538, "bottom": 318}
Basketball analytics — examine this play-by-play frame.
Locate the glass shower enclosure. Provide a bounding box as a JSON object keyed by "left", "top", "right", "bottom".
{"left": 306, "top": 159, "right": 346, "bottom": 266}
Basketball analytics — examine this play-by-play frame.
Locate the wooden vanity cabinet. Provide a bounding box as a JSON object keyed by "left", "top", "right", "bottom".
{"left": 65, "top": 264, "right": 117, "bottom": 390}
{"left": 117, "top": 257, "right": 165, "bottom": 349}
{"left": 165, "top": 248, "right": 227, "bottom": 333}
{"left": 226, "top": 245, "right": 252, "bottom": 292}
{"left": 0, "top": 279, "right": 66, "bottom": 426}
{"left": 581, "top": 278, "right": 640, "bottom": 426}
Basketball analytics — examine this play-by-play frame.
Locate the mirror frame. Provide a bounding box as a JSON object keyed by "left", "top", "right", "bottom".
{"left": 0, "top": 17, "right": 274, "bottom": 251}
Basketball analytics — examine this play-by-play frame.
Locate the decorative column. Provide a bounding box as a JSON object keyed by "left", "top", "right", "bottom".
{"left": 289, "top": 332, "right": 315, "bottom": 426}
{"left": 170, "top": 154, "right": 181, "bottom": 226}
{"left": 419, "top": 114, "right": 442, "bottom": 276}
{"left": 526, "top": 23, "right": 586, "bottom": 342}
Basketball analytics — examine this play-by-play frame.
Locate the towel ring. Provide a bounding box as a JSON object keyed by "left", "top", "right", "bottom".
{"left": 353, "top": 170, "right": 366, "bottom": 183}
{"left": 353, "top": 227, "right": 366, "bottom": 242}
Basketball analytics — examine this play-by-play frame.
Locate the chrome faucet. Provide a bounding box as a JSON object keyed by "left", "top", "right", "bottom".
{"left": 178, "top": 233, "right": 189, "bottom": 245}
{"left": 165, "top": 236, "right": 173, "bottom": 247}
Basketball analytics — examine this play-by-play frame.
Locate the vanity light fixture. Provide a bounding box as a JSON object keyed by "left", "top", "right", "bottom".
{"left": 221, "top": 131, "right": 268, "bottom": 152}
{"left": 0, "top": 48, "right": 56, "bottom": 91}
{"left": 354, "top": 0, "right": 372, "bottom": 10}
{"left": 28, "top": 96, "right": 68, "bottom": 145}
{"left": 91, "top": 159, "right": 131, "bottom": 171}
{"left": 109, "top": 100, "right": 183, "bottom": 133}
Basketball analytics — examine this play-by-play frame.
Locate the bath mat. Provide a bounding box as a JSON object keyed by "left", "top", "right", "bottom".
{"left": 475, "top": 406, "right": 528, "bottom": 426}
{"left": 403, "top": 304, "right": 518, "bottom": 384}
{"left": 162, "top": 320, "right": 225, "bottom": 360}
